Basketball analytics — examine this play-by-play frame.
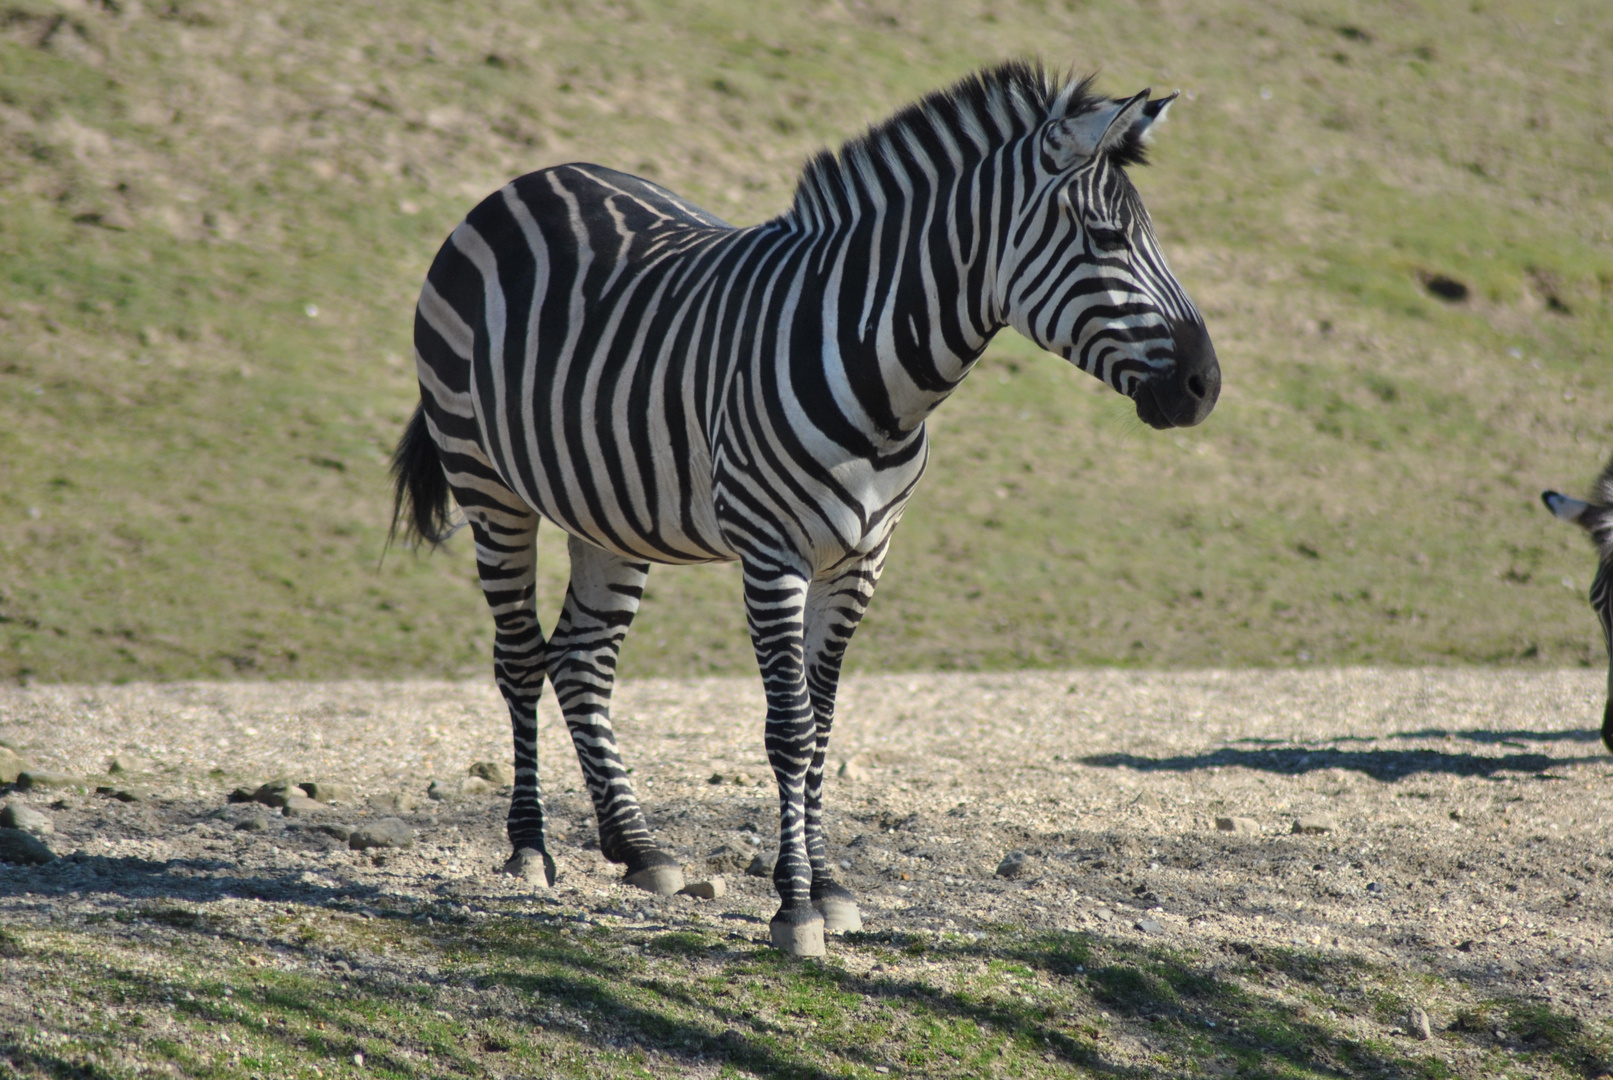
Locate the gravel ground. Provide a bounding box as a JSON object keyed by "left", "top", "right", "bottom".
{"left": 1, "top": 669, "right": 1611, "bottom": 1060}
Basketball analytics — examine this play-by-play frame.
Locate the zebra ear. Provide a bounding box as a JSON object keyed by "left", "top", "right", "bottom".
{"left": 1041, "top": 89, "right": 1155, "bottom": 171}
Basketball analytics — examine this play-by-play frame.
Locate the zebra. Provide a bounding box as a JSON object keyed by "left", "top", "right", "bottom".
{"left": 1542, "top": 455, "right": 1613, "bottom": 752}
{"left": 390, "top": 60, "right": 1219, "bottom": 956}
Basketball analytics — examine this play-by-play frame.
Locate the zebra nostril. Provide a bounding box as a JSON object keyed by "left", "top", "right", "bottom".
{"left": 1186, "top": 373, "right": 1207, "bottom": 399}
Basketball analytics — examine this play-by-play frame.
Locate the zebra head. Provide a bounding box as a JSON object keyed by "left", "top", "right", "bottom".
{"left": 1542, "top": 465, "right": 1613, "bottom": 752}
{"left": 1000, "top": 86, "right": 1219, "bottom": 429}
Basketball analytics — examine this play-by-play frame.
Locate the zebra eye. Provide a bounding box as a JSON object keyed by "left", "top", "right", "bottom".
{"left": 1087, "top": 224, "right": 1127, "bottom": 251}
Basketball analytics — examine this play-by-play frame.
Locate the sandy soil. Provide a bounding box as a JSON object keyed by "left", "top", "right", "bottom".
{"left": 1, "top": 669, "right": 1610, "bottom": 1044}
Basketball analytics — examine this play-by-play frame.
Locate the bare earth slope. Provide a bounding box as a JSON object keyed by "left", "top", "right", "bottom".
{"left": 1, "top": 671, "right": 1610, "bottom": 1077}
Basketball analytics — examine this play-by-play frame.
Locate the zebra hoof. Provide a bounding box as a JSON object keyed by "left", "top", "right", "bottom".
{"left": 812, "top": 885, "right": 863, "bottom": 934}
{"left": 623, "top": 863, "right": 685, "bottom": 896}
{"left": 504, "top": 847, "right": 557, "bottom": 888}
{"left": 769, "top": 907, "right": 827, "bottom": 957}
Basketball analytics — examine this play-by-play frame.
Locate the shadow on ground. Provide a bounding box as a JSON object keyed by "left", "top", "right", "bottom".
{"left": 1082, "top": 733, "right": 1604, "bottom": 780}
{"left": 5, "top": 872, "right": 1609, "bottom": 1079}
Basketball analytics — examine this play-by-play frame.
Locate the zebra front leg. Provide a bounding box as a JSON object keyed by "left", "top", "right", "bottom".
{"left": 743, "top": 557, "right": 825, "bottom": 956}
{"left": 464, "top": 507, "right": 557, "bottom": 887}
{"left": 548, "top": 534, "right": 685, "bottom": 896}
{"left": 802, "top": 545, "right": 888, "bottom": 934}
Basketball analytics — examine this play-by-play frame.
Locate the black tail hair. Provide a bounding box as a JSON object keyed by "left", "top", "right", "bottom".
{"left": 387, "top": 403, "right": 456, "bottom": 551}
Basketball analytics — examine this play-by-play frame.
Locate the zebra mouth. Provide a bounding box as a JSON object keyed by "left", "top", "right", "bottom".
{"left": 1131, "top": 385, "right": 1173, "bottom": 430}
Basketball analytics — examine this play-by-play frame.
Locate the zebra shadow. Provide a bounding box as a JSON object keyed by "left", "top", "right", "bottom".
{"left": 4, "top": 856, "right": 1603, "bottom": 1078}
{"left": 1078, "top": 743, "right": 1597, "bottom": 781}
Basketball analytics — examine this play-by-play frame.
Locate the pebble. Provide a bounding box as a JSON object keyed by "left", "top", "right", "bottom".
{"left": 1216, "top": 816, "right": 1260, "bottom": 835}
{"left": 17, "top": 771, "right": 85, "bottom": 793}
{"left": 468, "top": 760, "right": 515, "bottom": 787}
{"left": 235, "top": 815, "right": 271, "bottom": 832}
{"left": 837, "top": 758, "right": 870, "bottom": 781}
{"left": 280, "top": 794, "right": 328, "bottom": 817}
{"left": 706, "top": 844, "right": 748, "bottom": 871}
{"left": 744, "top": 853, "right": 773, "bottom": 877}
{"left": 107, "top": 754, "right": 156, "bottom": 774}
{"left": 301, "top": 781, "right": 355, "bottom": 804}
{"left": 681, "top": 877, "right": 726, "bottom": 899}
{"left": 1292, "top": 815, "right": 1337, "bottom": 835}
{"left": 252, "top": 779, "right": 307, "bottom": 808}
{"left": 0, "top": 827, "right": 57, "bottom": 864}
{"left": 1136, "top": 918, "right": 1165, "bottom": 935}
{"left": 368, "top": 792, "right": 418, "bottom": 814}
{"left": 310, "top": 823, "right": 353, "bottom": 842}
{"left": 995, "top": 851, "right": 1034, "bottom": 879}
{"left": 429, "top": 776, "right": 493, "bottom": 801}
{"left": 0, "top": 803, "right": 53, "bottom": 835}
{"left": 0, "top": 746, "right": 29, "bottom": 784}
{"left": 1408, "top": 1005, "right": 1432, "bottom": 1040}
{"left": 349, "top": 818, "right": 414, "bottom": 850}
{"left": 1092, "top": 907, "right": 1114, "bottom": 922}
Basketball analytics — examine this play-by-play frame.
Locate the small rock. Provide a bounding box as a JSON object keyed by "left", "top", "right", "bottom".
{"left": 1215, "top": 816, "right": 1260, "bottom": 835}
{"left": 428, "top": 775, "right": 493, "bottom": 801}
{"left": 1092, "top": 907, "right": 1114, "bottom": 922}
{"left": 96, "top": 785, "right": 147, "bottom": 803}
{"left": 350, "top": 818, "right": 414, "bottom": 850}
{"left": 1408, "top": 1006, "right": 1432, "bottom": 1041}
{"left": 681, "top": 877, "right": 727, "bottom": 900}
{"left": 1292, "top": 815, "right": 1337, "bottom": 835}
{"left": 0, "top": 746, "right": 29, "bottom": 785}
{"left": 0, "top": 803, "right": 52, "bottom": 835}
{"left": 468, "top": 760, "right": 515, "bottom": 787}
{"left": 107, "top": 754, "right": 155, "bottom": 774}
{"left": 837, "top": 758, "right": 870, "bottom": 781}
{"left": 1136, "top": 918, "right": 1165, "bottom": 935}
{"left": 17, "top": 771, "right": 85, "bottom": 793}
{"left": 301, "top": 781, "right": 355, "bottom": 804}
{"left": 235, "top": 815, "right": 271, "bottom": 832}
{"left": 744, "top": 853, "right": 772, "bottom": 877}
{"left": 311, "top": 823, "right": 353, "bottom": 842}
{"left": 0, "top": 827, "right": 56, "bottom": 864}
{"left": 253, "top": 779, "right": 307, "bottom": 808}
{"left": 706, "top": 844, "right": 748, "bottom": 871}
{"left": 280, "top": 794, "right": 327, "bottom": 817}
{"left": 368, "top": 792, "right": 418, "bottom": 814}
{"left": 996, "top": 851, "right": 1034, "bottom": 879}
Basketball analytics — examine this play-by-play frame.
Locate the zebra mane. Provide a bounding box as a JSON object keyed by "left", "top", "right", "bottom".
{"left": 788, "top": 60, "right": 1141, "bottom": 228}
{"left": 1590, "top": 453, "right": 1613, "bottom": 562}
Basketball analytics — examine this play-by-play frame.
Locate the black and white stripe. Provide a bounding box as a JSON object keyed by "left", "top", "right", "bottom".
{"left": 1542, "top": 454, "right": 1613, "bottom": 753}
{"left": 392, "top": 61, "right": 1219, "bottom": 954}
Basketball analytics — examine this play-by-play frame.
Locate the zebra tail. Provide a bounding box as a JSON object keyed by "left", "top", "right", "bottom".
{"left": 387, "top": 402, "right": 456, "bottom": 551}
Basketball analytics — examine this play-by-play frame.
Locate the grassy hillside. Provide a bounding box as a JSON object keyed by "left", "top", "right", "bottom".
{"left": 0, "top": 0, "right": 1610, "bottom": 683}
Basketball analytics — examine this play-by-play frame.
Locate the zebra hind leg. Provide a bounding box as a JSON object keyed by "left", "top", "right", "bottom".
{"left": 463, "top": 507, "right": 557, "bottom": 887}
{"left": 549, "top": 534, "right": 685, "bottom": 896}
{"left": 801, "top": 549, "right": 887, "bottom": 934}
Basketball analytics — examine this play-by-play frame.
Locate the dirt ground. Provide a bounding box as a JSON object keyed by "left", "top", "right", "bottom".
{"left": 1, "top": 669, "right": 1610, "bottom": 1066}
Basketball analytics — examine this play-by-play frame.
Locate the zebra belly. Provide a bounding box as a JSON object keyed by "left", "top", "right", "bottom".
{"left": 487, "top": 420, "right": 738, "bottom": 567}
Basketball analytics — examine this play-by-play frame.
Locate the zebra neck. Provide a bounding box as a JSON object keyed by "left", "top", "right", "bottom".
{"left": 791, "top": 179, "right": 1006, "bottom": 439}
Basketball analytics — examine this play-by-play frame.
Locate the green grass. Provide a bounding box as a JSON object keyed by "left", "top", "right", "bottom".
{"left": 8, "top": 906, "right": 1605, "bottom": 1079}
{"left": 1, "top": 0, "right": 1611, "bottom": 682}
